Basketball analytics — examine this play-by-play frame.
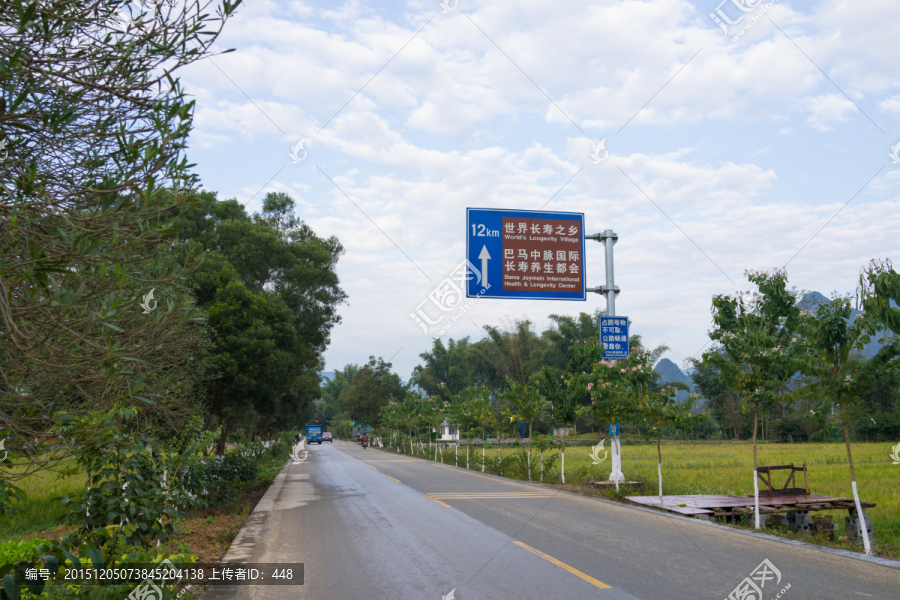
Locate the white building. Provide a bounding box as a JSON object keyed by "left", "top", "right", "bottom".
{"left": 435, "top": 421, "right": 459, "bottom": 441}
{"left": 552, "top": 426, "right": 575, "bottom": 437}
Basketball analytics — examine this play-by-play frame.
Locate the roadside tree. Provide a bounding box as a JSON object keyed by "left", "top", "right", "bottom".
{"left": 499, "top": 377, "right": 545, "bottom": 480}
{"left": 703, "top": 269, "right": 801, "bottom": 528}
{"left": 791, "top": 294, "right": 887, "bottom": 554}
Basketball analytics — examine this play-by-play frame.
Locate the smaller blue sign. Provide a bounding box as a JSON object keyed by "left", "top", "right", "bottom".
{"left": 599, "top": 316, "right": 629, "bottom": 359}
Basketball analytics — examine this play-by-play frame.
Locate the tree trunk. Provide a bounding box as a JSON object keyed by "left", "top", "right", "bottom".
{"left": 215, "top": 421, "right": 231, "bottom": 457}
{"left": 497, "top": 424, "right": 502, "bottom": 475}
{"left": 528, "top": 421, "right": 533, "bottom": 481}
{"left": 842, "top": 400, "right": 872, "bottom": 555}
{"left": 752, "top": 403, "right": 760, "bottom": 529}
{"left": 657, "top": 430, "right": 663, "bottom": 498}
{"left": 465, "top": 422, "right": 469, "bottom": 469}
{"left": 560, "top": 426, "right": 566, "bottom": 484}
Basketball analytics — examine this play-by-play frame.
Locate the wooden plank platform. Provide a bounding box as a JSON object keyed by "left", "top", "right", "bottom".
{"left": 625, "top": 493, "right": 874, "bottom": 517}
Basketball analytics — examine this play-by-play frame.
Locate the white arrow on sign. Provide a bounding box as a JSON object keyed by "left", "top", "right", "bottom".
{"left": 478, "top": 246, "right": 491, "bottom": 289}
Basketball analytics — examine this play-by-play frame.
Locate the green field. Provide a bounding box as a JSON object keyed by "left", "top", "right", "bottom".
{"left": 0, "top": 461, "right": 85, "bottom": 541}
{"left": 415, "top": 440, "right": 900, "bottom": 554}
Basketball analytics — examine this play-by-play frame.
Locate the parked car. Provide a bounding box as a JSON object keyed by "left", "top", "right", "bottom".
{"left": 323, "top": 432, "right": 333, "bottom": 442}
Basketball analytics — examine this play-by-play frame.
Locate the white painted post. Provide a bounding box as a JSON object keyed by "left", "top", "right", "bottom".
{"left": 482, "top": 445, "right": 485, "bottom": 472}
{"left": 609, "top": 429, "right": 625, "bottom": 488}
{"left": 753, "top": 471, "right": 760, "bottom": 529}
{"left": 657, "top": 463, "right": 663, "bottom": 497}
{"left": 561, "top": 450, "right": 565, "bottom": 484}
{"left": 851, "top": 481, "right": 872, "bottom": 555}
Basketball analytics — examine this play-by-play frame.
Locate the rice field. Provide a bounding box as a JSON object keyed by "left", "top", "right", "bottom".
{"left": 409, "top": 440, "right": 900, "bottom": 553}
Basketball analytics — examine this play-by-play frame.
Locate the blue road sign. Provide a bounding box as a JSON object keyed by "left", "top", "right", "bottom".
{"left": 599, "top": 316, "right": 629, "bottom": 359}
{"left": 466, "top": 208, "right": 586, "bottom": 300}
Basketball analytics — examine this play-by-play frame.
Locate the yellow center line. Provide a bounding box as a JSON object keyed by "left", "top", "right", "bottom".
{"left": 369, "top": 465, "right": 377, "bottom": 470}
{"left": 427, "top": 493, "right": 556, "bottom": 499}
{"left": 430, "top": 492, "right": 554, "bottom": 496}
{"left": 429, "top": 496, "right": 555, "bottom": 500}
{"left": 388, "top": 476, "right": 400, "bottom": 483}
{"left": 513, "top": 541, "right": 611, "bottom": 590}
{"left": 427, "top": 496, "right": 452, "bottom": 508}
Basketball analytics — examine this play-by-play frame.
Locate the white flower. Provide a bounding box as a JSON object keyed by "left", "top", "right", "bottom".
{"left": 845, "top": 375, "right": 852, "bottom": 382}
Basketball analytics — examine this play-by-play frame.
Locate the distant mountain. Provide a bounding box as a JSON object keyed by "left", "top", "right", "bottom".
{"left": 654, "top": 358, "right": 693, "bottom": 390}
{"left": 654, "top": 358, "right": 696, "bottom": 406}
{"left": 798, "top": 291, "right": 829, "bottom": 312}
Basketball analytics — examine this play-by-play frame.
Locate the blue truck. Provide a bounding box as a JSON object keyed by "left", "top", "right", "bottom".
{"left": 306, "top": 425, "right": 323, "bottom": 444}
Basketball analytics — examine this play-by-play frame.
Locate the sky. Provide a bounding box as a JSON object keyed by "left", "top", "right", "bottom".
{"left": 173, "top": 0, "right": 900, "bottom": 381}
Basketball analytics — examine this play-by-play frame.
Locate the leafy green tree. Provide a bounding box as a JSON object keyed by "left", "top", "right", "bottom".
{"left": 500, "top": 377, "right": 544, "bottom": 480}
{"left": 0, "top": 0, "right": 240, "bottom": 461}
{"left": 419, "top": 395, "right": 446, "bottom": 458}
{"left": 465, "top": 386, "right": 492, "bottom": 471}
{"left": 447, "top": 389, "right": 481, "bottom": 469}
{"left": 530, "top": 311, "right": 603, "bottom": 373}
{"left": 387, "top": 390, "right": 426, "bottom": 454}
{"left": 687, "top": 355, "right": 748, "bottom": 439}
{"left": 858, "top": 260, "right": 900, "bottom": 363}
{"left": 572, "top": 342, "right": 654, "bottom": 486}
{"left": 704, "top": 269, "right": 801, "bottom": 528}
{"left": 321, "top": 366, "right": 359, "bottom": 404}
{"left": 791, "top": 295, "right": 883, "bottom": 554}
{"left": 476, "top": 319, "right": 543, "bottom": 387}
{"left": 315, "top": 365, "right": 358, "bottom": 428}
{"left": 340, "top": 357, "right": 405, "bottom": 427}
{"left": 202, "top": 280, "right": 299, "bottom": 453}
{"left": 170, "top": 191, "right": 346, "bottom": 451}
{"left": 411, "top": 337, "right": 487, "bottom": 398}
{"left": 539, "top": 367, "right": 580, "bottom": 483}
{"left": 639, "top": 386, "right": 697, "bottom": 496}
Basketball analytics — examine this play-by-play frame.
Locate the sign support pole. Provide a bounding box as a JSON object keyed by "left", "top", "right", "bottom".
{"left": 587, "top": 230, "right": 624, "bottom": 486}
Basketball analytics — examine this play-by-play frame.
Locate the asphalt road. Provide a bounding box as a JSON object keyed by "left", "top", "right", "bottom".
{"left": 200, "top": 440, "right": 899, "bottom": 600}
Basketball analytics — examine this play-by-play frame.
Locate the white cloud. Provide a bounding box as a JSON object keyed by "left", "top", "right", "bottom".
{"left": 879, "top": 94, "right": 900, "bottom": 116}
{"left": 804, "top": 93, "right": 858, "bottom": 131}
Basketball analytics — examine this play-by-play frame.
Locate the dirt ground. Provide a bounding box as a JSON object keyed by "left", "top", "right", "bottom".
{"left": 168, "top": 487, "right": 267, "bottom": 562}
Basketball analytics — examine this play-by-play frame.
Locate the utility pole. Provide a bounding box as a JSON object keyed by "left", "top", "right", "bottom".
{"left": 587, "top": 229, "right": 624, "bottom": 484}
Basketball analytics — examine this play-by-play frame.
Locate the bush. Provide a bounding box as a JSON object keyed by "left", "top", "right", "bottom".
{"left": 0, "top": 539, "right": 51, "bottom": 565}
{"left": 57, "top": 409, "right": 203, "bottom": 549}
{"left": 178, "top": 452, "right": 259, "bottom": 504}
{"left": 334, "top": 420, "right": 352, "bottom": 439}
